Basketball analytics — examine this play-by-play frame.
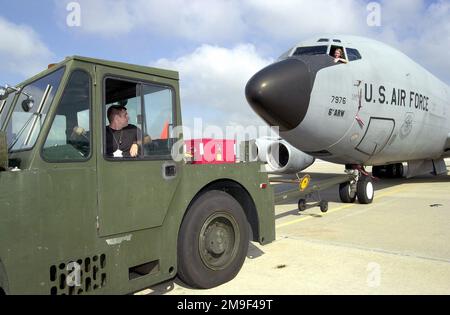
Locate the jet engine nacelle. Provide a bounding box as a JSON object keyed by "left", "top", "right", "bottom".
{"left": 254, "top": 138, "right": 275, "bottom": 163}
{"left": 266, "top": 140, "right": 315, "bottom": 174}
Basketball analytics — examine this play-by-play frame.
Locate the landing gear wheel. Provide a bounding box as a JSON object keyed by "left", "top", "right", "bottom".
{"left": 372, "top": 166, "right": 380, "bottom": 178}
{"left": 298, "top": 199, "right": 307, "bottom": 212}
{"left": 339, "top": 182, "right": 357, "bottom": 203}
{"left": 356, "top": 175, "right": 374, "bottom": 204}
{"left": 177, "top": 190, "right": 249, "bottom": 289}
{"left": 393, "top": 163, "right": 404, "bottom": 178}
{"left": 320, "top": 201, "right": 329, "bottom": 213}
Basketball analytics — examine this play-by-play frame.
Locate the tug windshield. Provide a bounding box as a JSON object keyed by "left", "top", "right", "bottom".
{"left": 6, "top": 67, "right": 65, "bottom": 152}
{"left": 0, "top": 93, "right": 15, "bottom": 129}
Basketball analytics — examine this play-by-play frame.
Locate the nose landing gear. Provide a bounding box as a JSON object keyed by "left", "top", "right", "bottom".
{"left": 339, "top": 165, "right": 374, "bottom": 204}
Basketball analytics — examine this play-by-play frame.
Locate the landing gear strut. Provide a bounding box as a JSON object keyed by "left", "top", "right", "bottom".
{"left": 339, "top": 165, "right": 374, "bottom": 204}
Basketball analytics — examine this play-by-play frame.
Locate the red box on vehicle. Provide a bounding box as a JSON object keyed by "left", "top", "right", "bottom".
{"left": 185, "top": 139, "right": 236, "bottom": 164}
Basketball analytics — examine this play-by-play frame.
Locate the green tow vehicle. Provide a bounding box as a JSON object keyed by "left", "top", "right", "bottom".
{"left": 0, "top": 56, "right": 275, "bottom": 295}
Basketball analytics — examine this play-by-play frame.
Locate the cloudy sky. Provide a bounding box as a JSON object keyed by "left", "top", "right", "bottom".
{"left": 1, "top": 0, "right": 449, "bottom": 133}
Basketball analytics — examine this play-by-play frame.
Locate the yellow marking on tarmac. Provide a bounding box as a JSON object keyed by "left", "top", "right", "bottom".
{"left": 276, "top": 185, "right": 408, "bottom": 229}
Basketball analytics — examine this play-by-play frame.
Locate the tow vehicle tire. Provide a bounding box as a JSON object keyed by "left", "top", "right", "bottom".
{"left": 356, "top": 175, "right": 374, "bottom": 204}
{"left": 320, "top": 201, "right": 328, "bottom": 213}
{"left": 339, "top": 182, "right": 357, "bottom": 203}
{"left": 298, "top": 199, "right": 307, "bottom": 212}
{"left": 177, "top": 190, "right": 249, "bottom": 289}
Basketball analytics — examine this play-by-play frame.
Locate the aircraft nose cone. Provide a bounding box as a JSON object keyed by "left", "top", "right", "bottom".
{"left": 245, "top": 58, "right": 313, "bottom": 131}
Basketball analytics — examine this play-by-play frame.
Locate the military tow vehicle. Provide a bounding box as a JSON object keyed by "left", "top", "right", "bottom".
{"left": 0, "top": 56, "right": 275, "bottom": 295}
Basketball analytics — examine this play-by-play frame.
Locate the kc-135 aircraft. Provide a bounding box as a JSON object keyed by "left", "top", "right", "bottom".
{"left": 246, "top": 35, "right": 450, "bottom": 204}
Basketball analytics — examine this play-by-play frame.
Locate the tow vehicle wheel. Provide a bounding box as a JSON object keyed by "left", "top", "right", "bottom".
{"left": 177, "top": 190, "right": 249, "bottom": 289}
{"left": 356, "top": 175, "right": 374, "bottom": 204}
{"left": 320, "top": 201, "right": 328, "bottom": 213}
{"left": 339, "top": 182, "right": 357, "bottom": 203}
{"left": 298, "top": 199, "right": 307, "bottom": 212}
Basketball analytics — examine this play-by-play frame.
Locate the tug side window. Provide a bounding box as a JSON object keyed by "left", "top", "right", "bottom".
{"left": 42, "top": 70, "right": 91, "bottom": 161}
{"left": 103, "top": 78, "right": 175, "bottom": 160}
{"left": 142, "top": 84, "right": 174, "bottom": 158}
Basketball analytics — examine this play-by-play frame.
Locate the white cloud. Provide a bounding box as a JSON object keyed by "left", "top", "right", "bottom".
{"left": 242, "top": 0, "right": 368, "bottom": 41}
{"left": 410, "top": 0, "right": 450, "bottom": 83}
{"left": 0, "top": 17, "right": 53, "bottom": 79}
{"left": 152, "top": 44, "right": 273, "bottom": 129}
{"left": 371, "top": 0, "right": 450, "bottom": 84}
{"left": 74, "top": 0, "right": 134, "bottom": 36}
{"left": 68, "top": 0, "right": 246, "bottom": 42}
{"left": 64, "top": 0, "right": 369, "bottom": 43}
{"left": 131, "top": 0, "right": 246, "bottom": 42}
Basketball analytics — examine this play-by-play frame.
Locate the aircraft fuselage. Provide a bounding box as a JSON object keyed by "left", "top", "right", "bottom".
{"left": 246, "top": 35, "right": 450, "bottom": 167}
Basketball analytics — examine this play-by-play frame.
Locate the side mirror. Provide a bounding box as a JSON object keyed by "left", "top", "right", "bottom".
{"left": 0, "top": 85, "right": 21, "bottom": 101}
{"left": 21, "top": 98, "right": 34, "bottom": 112}
{"left": 0, "top": 86, "right": 9, "bottom": 101}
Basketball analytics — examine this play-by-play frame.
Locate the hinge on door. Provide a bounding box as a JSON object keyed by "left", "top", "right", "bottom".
{"left": 93, "top": 65, "right": 97, "bottom": 86}
{"left": 96, "top": 216, "right": 100, "bottom": 231}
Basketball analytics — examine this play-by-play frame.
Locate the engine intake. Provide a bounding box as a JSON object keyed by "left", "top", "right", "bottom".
{"left": 267, "top": 140, "right": 315, "bottom": 174}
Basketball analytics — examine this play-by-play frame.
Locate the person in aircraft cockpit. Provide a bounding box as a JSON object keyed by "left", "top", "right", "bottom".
{"left": 333, "top": 48, "right": 348, "bottom": 64}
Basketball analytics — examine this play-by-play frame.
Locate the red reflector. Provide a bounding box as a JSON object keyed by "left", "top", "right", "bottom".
{"left": 260, "top": 183, "right": 267, "bottom": 189}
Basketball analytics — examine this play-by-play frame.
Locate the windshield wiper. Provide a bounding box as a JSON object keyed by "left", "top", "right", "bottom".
{"left": 7, "top": 84, "right": 51, "bottom": 152}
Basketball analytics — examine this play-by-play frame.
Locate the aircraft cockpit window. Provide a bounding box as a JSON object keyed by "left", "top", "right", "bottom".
{"left": 278, "top": 47, "right": 294, "bottom": 60}
{"left": 333, "top": 39, "right": 342, "bottom": 43}
{"left": 346, "top": 48, "right": 362, "bottom": 61}
{"left": 330, "top": 46, "right": 348, "bottom": 64}
{"left": 293, "top": 45, "right": 328, "bottom": 56}
{"left": 330, "top": 46, "right": 346, "bottom": 59}
{"left": 317, "top": 38, "right": 329, "bottom": 42}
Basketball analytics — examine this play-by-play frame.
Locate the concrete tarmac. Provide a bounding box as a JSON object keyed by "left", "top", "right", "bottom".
{"left": 140, "top": 161, "right": 450, "bottom": 295}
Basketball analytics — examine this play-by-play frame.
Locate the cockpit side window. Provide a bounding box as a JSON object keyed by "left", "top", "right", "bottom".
{"left": 278, "top": 47, "right": 295, "bottom": 60}
{"left": 346, "top": 48, "right": 362, "bottom": 61}
{"left": 292, "top": 46, "right": 328, "bottom": 56}
{"left": 330, "top": 46, "right": 347, "bottom": 60}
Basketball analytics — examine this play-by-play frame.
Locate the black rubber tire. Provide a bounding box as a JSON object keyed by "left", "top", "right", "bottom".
{"left": 320, "top": 201, "right": 328, "bottom": 213}
{"left": 386, "top": 164, "right": 394, "bottom": 178}
{"left": 356, "top": 175, "right": 374, "bottom": 204}
{"left": 394, "top": 163, "right": 404, "bottom": 178}
{"left": 372, "top": 166, "right": 380, "bottom": 178}
{"left": 373, "top": 165, "right": 389, "bottom": 178}
{"left": 298, "top": 199, "right": 307, "bottom": 212}
{"left": 339, "top": 182, "right": 357, "bottom": 203}
{"left": 177, "top": 190, "right": 249, "bottom": 289}
{"left": 387, "top": 163, "right": 404, "bottom": 178}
